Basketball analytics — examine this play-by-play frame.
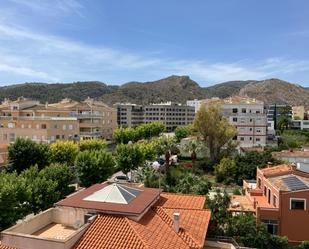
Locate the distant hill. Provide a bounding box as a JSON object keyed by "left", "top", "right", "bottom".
{"left": 238, "top": 78, "right": 309, "bottom": 107}
{"left": 100, "top": 75, "right": 206, "bottom": 105}
{"left": 0, "top": 81, "right": 114, "bottom": 103}
{"left": 0, "top": 76, "right": 308, "bottom": 107}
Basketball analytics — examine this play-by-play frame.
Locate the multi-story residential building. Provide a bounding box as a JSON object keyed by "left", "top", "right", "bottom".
{"left": 266, "top": 104, "right": 292, "bottom": 131}
{"left": 115, "top": 102, "right": 195, "bottom": 132}
{"left": 144, "top": 102, "right": 195, "bottom": 132}
{"left": 0, "top": 97, "right": 117, "bottom": 144}
{"left": 196, "top": 96, "right": 267, "bottom": 147}
{"left": 0, "top": 182, "right": 211, "bottom": 249}
{"left": 114, "top": 103, "right": 144, "bottom": 128}
{"left": 186, "top": 99, "right": 204, "bottom": 113}
{"left": 237, "top": 164, "right": 309, "bottom": 243}
{"left": 221, "top": 96, "right": 267, "bottom": 147}
{"left": 0, "top": 98, "right": 79, "bottom": 144}
{"left": 49, "top": 97, "right": 117, "bottom": 140}
{"left": 292, "top": 106, "right": 306, "bottom": 120}
{"left": 291, "top": 119, "right": 309, "bottom": 130}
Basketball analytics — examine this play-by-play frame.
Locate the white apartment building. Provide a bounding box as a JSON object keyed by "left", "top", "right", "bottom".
{"left": 188, "top": 97, "right": 267, "bottom": 148}
{"left": 222, "top": 97, "right": 267, "bottom": 147}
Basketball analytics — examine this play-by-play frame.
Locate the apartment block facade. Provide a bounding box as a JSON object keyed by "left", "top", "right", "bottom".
{"left": 0, "top": 97, "right": 117, "bottom": 144}
{"left": 222, "top": 97, "right": 267, "bottom": 147}
{"left": 242, "top": 164, "right": 309, "bottom": 243}
{"left": 190, "top": 97, "right": 267, "bottom": 147}
{"left": 115, "top": 102, "right": 195, "bottom": 132}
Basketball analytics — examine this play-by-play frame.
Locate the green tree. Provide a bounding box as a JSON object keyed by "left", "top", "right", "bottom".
{"left": 193, "top": 104, "right": 237, "bottom": 163}
{"left": 8, "top": 138, "right": 50, "bottom": 173}
{"left": 226, "top": 214, "right": 270, "bottom": 248}
{"left": 76, "top": 150, "right": 115, "bottom": 187}
{"left": 136, "top": 141, "right": 157, "bottom": 161}
{"left": 113, "top": 127, "right": 138, "bottom": 144}
{"left": 115, "top": 143, "right": 144, "bottom": 174}
{"left": 136, "top": 122, "right": 165, "bottom": 140}
{"left": 174, "top": 124, "right": 193, "bottom": 142}
{"left": 0, "top": 172, "right": 29, "bottom": 230}
{"left": 205, "top": 189, "right": 231, "bottom": 236}
{"left": 20, "top": 166, "right": 60, "bottom": 213}
{"left": 214, "top": 157, "right": 237, "bottom": 184}
{"left": 298, "top": 241, "right": 309, "bottom": 249}
{"left": 175, "top": 174, "right": 211, "bottom": 195}
{"left": 235, "top": 151, "right": 281, "bottom": 185}
{"left": 39, "top": 163, "right": 75, "bottom": 198}
{"left": 79, "top": 139, "right": 107, "bottom": 151}
{"left": 269, "top": 235, "right": 289, "bottom": 249}
{"left": 152, "top": 136, "right": 177, "bottom": 169}
{"left": 182, "top": 140, "right": 202, "bottom": 173}
{"left": 49, "top": 140, "right": 79, "bottom": 166}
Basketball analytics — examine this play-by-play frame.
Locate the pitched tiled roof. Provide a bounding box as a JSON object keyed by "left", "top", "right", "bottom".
{"left": 74, "top": 193, "right": 210, "bottom": 249}
{"left": 74, "top": 215, "right": 148, "bottom": 249}
{"left": 260, "top": 164, "right": 292, "bottom": 177}
{"left": 273, "top": 150, "right": 309, "bottom": 158}
{"left": 157, "top": 193, "right": 206, "bottom": 209}
{"left": 0, "top": 242, "right": 16, "bottom": 249}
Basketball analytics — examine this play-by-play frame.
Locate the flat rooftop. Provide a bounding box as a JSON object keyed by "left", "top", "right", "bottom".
{"left": 32, "top": 223, "right": 76, "bottom": 240}
{"left": 268, "top": 174, "right": 309, "bottom": 192}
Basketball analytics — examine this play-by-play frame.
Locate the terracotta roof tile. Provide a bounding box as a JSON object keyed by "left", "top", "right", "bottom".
{"left": 74, "top": 193, "right": 210, "bottom": 249}
{"left": 260, "top": 164, "right": 292, "bottom": 177}
{"left": 74, "top": 215, "right": 148, "bottom": 249}
{"left": 273, "top": 150, "right": 309, "bottom": 158}
{"left": 161, "top": 207, "right": 211, "bottom": 248}
{"left": 157, "top": 193, "right": 206, "bottom": 209}
{"left": 0, "top": 242, "right": 16, "bottom": 249}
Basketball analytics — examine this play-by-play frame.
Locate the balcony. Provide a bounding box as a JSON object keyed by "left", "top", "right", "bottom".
{"left": 0, "top": 207, "right": 94, "bottom": 249}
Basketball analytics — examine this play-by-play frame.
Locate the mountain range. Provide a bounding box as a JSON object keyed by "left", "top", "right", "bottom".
{"left": 0, "top": 76, "right": 308, "bottom": 107}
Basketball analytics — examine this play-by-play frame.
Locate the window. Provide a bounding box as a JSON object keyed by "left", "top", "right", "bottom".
{"left": 256, "top": 138, "right": 261, "bottom": 142}
{"left": 242, "top": 108, "right": 246, "bottom": 113}
{"left": 290, "top": 198, "right": 306, "bottom": 210}
{"left": 41, "top": 124, "right": 47, "bottom": 129}
{"left": 232, "top": 108, "right": 238, "bottom": 113}
{"left": 249, "top": 137, "right": 252, "bottom": 141}
{"left": 21, "top": 124, "right": 25, "bottom": 128}
{"left": 268, "top": 189, "right": 271, "bottom": 204}
{"left": 273, "top": 195, "right": 277, "bottom": 207}
{"left": 69, "top": 124, "right": 73, "bottom": 130}
{"left": 240, "top": 137, "right": 244, "bottom": 141}
{"left": 264, "top": 186, "right": 267, "bottom": 196}
{"left": 262, "top": 220, "right": 278, "bottom": 235}
{"left": 63, "top": 124, "right": 66, "bottom": 130}
{"left": 258, "top": 178, "right": 262, "bottom": 189}
{"left": 232, "top": 117, "right": 237, "bottom": 122}
{"left": 36, "top": 124, "right": 40, "bottom": 129}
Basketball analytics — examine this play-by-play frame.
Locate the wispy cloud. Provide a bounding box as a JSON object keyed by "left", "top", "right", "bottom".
{"left": 0, "top": 18, "right": 308, "bottom": 85}
{"left": 8, "top": 0, "right": 84, "bottom": 17}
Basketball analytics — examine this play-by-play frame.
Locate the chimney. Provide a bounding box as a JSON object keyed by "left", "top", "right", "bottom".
{"left": 267, "top": 162, "right": 273, "bottom": 168}
{"left": 173, "top": 212, "right": 180, "bottom": 233}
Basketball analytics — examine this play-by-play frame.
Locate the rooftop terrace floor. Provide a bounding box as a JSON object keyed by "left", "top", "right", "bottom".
{"left": 32, "top": 223, "right": 77, "bottom": 240}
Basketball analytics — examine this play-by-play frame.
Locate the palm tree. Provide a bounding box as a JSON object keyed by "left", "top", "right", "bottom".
{"left": 153, "top": 136, "right": 176, "bottom": 171}
{"left": 183, "top": 140, "right": 201, "bottom": 173}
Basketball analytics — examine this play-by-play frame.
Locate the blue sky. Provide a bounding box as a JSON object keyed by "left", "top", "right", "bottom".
{"left": 0, "top": 0, "right": 309, "bottom": 86}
